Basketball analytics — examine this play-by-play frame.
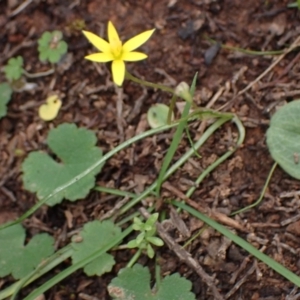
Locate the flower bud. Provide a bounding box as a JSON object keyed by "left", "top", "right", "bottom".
{"left": 174, "top": 81, "right": 192, "bottom": 102}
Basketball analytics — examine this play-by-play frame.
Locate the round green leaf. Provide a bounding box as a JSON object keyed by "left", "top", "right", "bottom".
{"left": 57, "top": 40, "right": 68, "bottom": 54}
{"left": 37, "top": 31, "right": 68, "bottom": 64}
{"left": 266, "top": 100, "right": 300, "bottom": 179}
{"left": 147, "top": 104, "right": 173, "bottom": 129}
{"left": 38, "top": 31, "right": 52, "bottom": 46}
{"left": 52, "top": 30, "right": 63, "bottom": 40}
{"left": 49, "top": 52, "right": 61, "bottom": 64}
{"left": 39, "top": 50, "right": 49, "bottom": 62}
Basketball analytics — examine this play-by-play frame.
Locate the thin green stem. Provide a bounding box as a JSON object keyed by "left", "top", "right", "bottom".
{"left": 24, "top": 226, "right": 133, "bottom": 300}
{"left": 125, "top": 70, "right": 174, "bottom": 94}
{"left": 155, "top": 261, "right": 161, "bottom": 289}
{"left": 0, "top": 204, "right": 154, "bottom": 299}
{"left": 0, "top": 245, "right": 73, "bottom": 300}
{"left": 167, "top": 94, "right": 177, "bottom": 124}
{"left": 116, "top": 206, "right": 155, "bottom": 227}
{"left": 205, "top": 36, "right": 285, "bottom": 56}
{"left": 0, "top": 123, "right": 180, "bottom": 231}
{"left": 156, "top": 101, "right": 192, "bottom": 196}
{"left": 231, "top": 162, "right": 277, "bottom": 215}
{"left": 127, "top": 248, "right": 142, "bottom": 268}
{"left": 119, "top": 117, "right": 230, "bottom": 215}
{"left": 185, "top": 126, "right": 202, "bottom": 159}
{"left": 155, "top": 74, "right": 199, "bottom": 196}
{"left": 93, "top": 186, "right": 137, "bottom": 198}
{"left": 183, "top": 226, "right": 207, "bottom": 248}
{"left": 186, "top": 115, "right": 245, "bottom": 198}
{"left": 172, "top": 200, "right": 300, "bottom": 287}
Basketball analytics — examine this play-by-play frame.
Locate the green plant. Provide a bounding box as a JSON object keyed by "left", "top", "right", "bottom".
{"left": 127, "top": 213, "right": 164, "bottom": 261}
{"left": 1, "top": 19, "right": 300, "bottom": 300}
{"left": 71, "top": 220, "right": 122, "bottom": 276}
{"left": 3, "top": 56, "right": 24, "bottom": 81}
{"left": 22, "top": 123, "right": 104, "bottom": 205}
{"left": 0, "top": 223, "right": 54, "bottom": 279}
{"left": 38, "top": 30, "right": 68, "bottom": 63}
{"left": 108, "top": 264, "right": 196, "bottom": 300}
{"left": 0, "top": 72, "right": 246, "bottom": 299}
{"left": 172, "top": 201, "right": 300, "bottom": 287}
{"left": 0, "top": 30, "right": 65, "bottom": 119}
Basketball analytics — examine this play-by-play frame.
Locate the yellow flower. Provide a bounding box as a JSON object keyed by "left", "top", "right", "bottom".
{"left": 82, "top": 21, "right": 155, "bottom": 86}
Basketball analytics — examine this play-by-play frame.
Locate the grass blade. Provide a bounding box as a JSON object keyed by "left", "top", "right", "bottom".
{"left": 172, "top": 200, "right": 300, "bottom": 287}
{"left": 155, "top": 73, "right": 198, "bottom": 195}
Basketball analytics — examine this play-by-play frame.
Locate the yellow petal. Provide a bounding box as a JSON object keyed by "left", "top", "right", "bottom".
{"left": 39, "top": 95, "right": 62, "bottom": 121}
{"left": 123, "top": 29, "right": 155, "bottom": 52}
{"left": 111, "top": 60, "right": 125, "bottom": 86}
{"left": 122, "top": 52, "right": 147, "bottom": 61}
{"left": 108, "top": 21, "right": 121, "bottom": 44}
{"left": 85, "top": 53, "right": 114, "bottom": 62}
{"left": 82, "top": 30, "right": 110, "bottom": 53}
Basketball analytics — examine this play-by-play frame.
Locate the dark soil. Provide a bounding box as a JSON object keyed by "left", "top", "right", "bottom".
{"left": 1, "top": 0, "right": 300, "bottom": 299}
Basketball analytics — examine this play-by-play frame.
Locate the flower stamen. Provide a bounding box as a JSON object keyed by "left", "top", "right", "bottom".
{"left": 82, "top": 21, "right": 155, "bottom": 86}
{"left": 110, "top": 39, "right": 123, "bottom": 58}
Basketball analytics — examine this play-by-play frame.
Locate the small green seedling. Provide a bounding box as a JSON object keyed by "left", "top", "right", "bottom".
{"left": 4, "top": 56, "right": 24, "bottom": 81}
{"left": 38, "top": 30, "right": 68, "bottom": 63}
{"left": 0, "top": 83, "right": 13, "bottom": 119}
{"left": 127, "top": 213, "right": 164, "bottom": 259}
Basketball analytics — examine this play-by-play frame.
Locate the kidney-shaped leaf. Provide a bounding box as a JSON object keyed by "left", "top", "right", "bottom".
{"left": 267, "top": 100, "right": 300, "bottom": 179}
{"left": 71, "top": 220, "right": 122, "bottom": 276}
{"left": 0, "top": 224, "right": 54, "bottom": 279}
{"left": 108, "top": 264, "right": 195, "bottom": 300}
{"left": 22, "top": 123, "right": 104, "bottom": 205}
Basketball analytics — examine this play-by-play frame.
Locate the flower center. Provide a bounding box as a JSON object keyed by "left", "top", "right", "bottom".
{"left": 110, "top": 38, "right": 123, "bottom": 58}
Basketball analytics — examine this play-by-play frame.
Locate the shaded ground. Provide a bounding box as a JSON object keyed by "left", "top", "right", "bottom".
{"left": 1, "top": 0, "right": 300, "bottom": 299}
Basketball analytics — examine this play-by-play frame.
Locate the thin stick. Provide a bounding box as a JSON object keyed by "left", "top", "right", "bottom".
{"left": 163, "top": 182, "right": 247, "bottom": 232}
{"left": 9, "top": 0, "right": 33, "bottom": 17}
{"left": 140, "top": 208, "right": 223, "bottom": 300}
{"left": 238, "top": 36, "right": 300, "bottom": 96}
